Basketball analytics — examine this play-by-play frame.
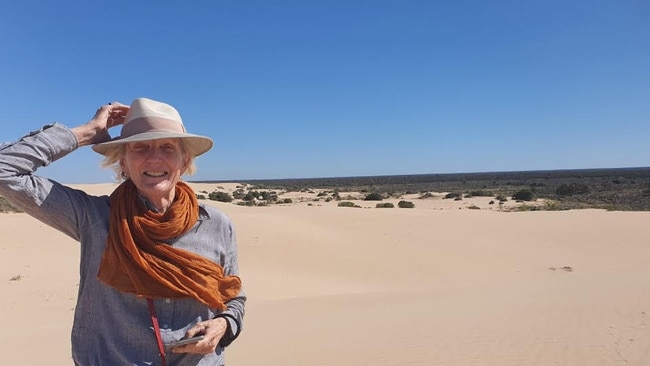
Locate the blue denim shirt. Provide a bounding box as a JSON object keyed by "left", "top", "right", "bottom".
{"left": 0, "top": 123, "right": 246, "bottom": 366}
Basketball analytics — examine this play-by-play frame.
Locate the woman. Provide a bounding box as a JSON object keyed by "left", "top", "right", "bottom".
{"left": 0, "top": 98, "right": 245, "bottom": 366}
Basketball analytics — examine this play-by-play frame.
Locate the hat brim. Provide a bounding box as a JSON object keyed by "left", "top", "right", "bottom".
{"left": 91, "top": 131, "right": 213, "bottom": 157}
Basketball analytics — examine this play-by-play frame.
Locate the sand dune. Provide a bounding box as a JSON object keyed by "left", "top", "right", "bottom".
{"left": 1, "top": 183, "right": 649, "bottom": 365}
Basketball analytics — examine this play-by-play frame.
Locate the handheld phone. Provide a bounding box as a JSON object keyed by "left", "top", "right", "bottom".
{"left": 169, "top": 335, "right": 205, "bottom": 348}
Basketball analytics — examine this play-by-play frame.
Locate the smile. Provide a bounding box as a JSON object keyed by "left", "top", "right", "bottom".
{"left": 143, "top": 171, "right": 168, "bottom": 177}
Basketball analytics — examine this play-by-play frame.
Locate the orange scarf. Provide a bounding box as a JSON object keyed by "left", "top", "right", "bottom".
{"left": 97, "top": 180, "right": 241, "bottom": 310}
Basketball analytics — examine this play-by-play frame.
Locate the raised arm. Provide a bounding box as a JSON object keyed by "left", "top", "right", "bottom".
{"left": 0, "top": 102, "right": 129, "bottom": 239}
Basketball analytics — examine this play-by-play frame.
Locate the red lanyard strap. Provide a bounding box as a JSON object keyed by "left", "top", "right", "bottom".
{"left": 147, "top": 298, "right": 168, "bottom": 366}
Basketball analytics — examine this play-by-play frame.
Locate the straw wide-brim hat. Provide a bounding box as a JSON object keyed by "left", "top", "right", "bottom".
{"left": 92, "top": 98, "right": 213, "bottom": 157}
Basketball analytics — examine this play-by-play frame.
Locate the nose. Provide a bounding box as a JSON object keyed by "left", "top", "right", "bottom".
{"left": 145, "top": 147, "right": 164, "bottom": 161}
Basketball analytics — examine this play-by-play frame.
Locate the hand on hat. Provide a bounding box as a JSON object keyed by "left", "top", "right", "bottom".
{"left": 71, "top": 102, "right": 130, "bottom": 147}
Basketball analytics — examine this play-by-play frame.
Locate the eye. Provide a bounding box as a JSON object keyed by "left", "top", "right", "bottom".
{"left": 132, "top": 145, "right": 147, "bottom": 152}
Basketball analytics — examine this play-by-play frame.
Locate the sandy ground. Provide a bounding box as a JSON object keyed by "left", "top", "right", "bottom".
{"left": 1, "top": 182, "right": 649, "bottom": 365}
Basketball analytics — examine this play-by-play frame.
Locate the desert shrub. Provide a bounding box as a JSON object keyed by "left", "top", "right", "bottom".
{"left": 364, "top": 193, "right": 383, "bottom": 201}
{"left": 232, "top": 189, "right": 246, "bottom": 199}
{"left": 317, "top": 192, "right": 328, "bottom": 197}
{"left": 444, "top": 192, "right": 462, "bottom": 199}
{"left": 196, "top": 194, "right": 206, "bottom": 200}
{"left": 454, "top": 197, "right": 463, "bottom": 201}
{"left": 555, "top": 183, "right": 590, "bottom": 196}
{"left": 495, "top": 195, "right": 508, "bottom": 202}
{"left": 398, "top": 200, "right": 415, "bottom": 208}
{"left": 512, "top": 189, "right": 535, "bottom": 201}
{"left": 338, "top": 201, "right": 360, "bottom": 208}
{"left": 208, "top": 191, "right": 233, "bottom": 202}
{"left": 242, "top": 192, "right": 256, "bottom": 201}
{"left": 0, "top": 196, "right": 21, "bottom": 213}
{"left": 419, "top": 192, "right": 435, "bottom": 199}
{"left": 282, "top": 198, "right": 293, "bottom": 204}
{"left": 467, "top": 205, "right": 480, "bottom": 210}
{"left": 375, "top": 203, "right": 394, "bottom": 208}
{"left": 469, "top": 190, "right": 493, "bottom": 197}
{"left": 325, "top": 197, "right": 332, "bottom": 202}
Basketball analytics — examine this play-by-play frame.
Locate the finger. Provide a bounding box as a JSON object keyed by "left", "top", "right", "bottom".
{"left": 109, "top": 107, "right": 129, "bottom": 118}
{"left": 90, "top": 106, "right": 110, "bottom": 123}
{"left": 186, "top": 324, "right": 207, "bottom": 338}
{"left": 105, "top": 103, "right": 129, "bottom": 126}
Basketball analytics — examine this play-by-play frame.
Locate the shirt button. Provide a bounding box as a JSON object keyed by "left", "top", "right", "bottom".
{"left": 165, "top": 299, "right": 171, "bottom": 304}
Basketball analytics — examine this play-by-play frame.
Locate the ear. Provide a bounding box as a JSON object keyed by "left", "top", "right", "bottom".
{"left": 119, "top": 159, "right": 128, "bottom": 176}
{"left": 181, "top": 154, "right": 191, "bottom": 175}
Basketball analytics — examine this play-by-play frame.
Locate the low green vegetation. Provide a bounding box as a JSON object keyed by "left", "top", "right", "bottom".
{"left": 0, "top": 196, "right": 21, "bottom": 213}
{"left": 375, "top": 202, "right": 394, "bottom": 208}
{"left": 512, "top": 189, "right": 535, "bottom": 201}
{"left": 338, "top": 201, "right": 361, "bottom": 208}
{"left": 398, "top": 200, "right": 415, "bottom": 208}
{"left": 468, "top": 190, "right": 494, "bottom": 197}
{"left": 444, "top": 192, "right": 462, "bottom": 199}
{"left": 555, "top": 183, "right": 589, "bottom": 196}
{"left": 364, "top": 193, "right": 383, "bottom": 201}
{"left": 194, "top": 167, "right": 650, "bottom": 211}
{"left": 208, "top": 191, "right": 233, "bottom": 202}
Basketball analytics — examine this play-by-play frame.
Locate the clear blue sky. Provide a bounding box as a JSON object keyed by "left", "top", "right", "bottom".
{"left": 1, "top": 0, "right": 648, "bottom": 183}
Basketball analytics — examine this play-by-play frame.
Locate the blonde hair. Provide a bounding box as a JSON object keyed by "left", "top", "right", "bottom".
{"left": 100, "top": 140, "right": 197, "bottom": 182}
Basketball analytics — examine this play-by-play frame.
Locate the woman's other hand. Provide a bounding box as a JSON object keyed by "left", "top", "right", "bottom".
{"left": 171, "top": 317, "right": 228, "bottom": 355}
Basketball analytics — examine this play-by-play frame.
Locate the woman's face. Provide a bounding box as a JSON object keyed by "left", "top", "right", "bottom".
{"left": 120, "top": 138, "right": 189, "bottom": 203}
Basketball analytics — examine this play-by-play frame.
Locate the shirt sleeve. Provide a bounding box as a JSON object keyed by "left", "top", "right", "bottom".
{"left": 215, "top": 222, "right": 246, "bottom": 347}
{"left": 0, "top": 123, "right": 97, "bottom": 241}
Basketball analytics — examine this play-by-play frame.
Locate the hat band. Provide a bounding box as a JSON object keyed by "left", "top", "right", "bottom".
{"left": 121, "top": 117, "right": 186, "bottom": 138}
